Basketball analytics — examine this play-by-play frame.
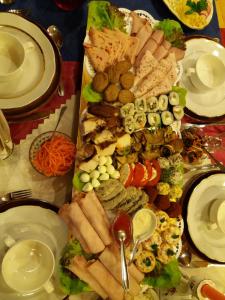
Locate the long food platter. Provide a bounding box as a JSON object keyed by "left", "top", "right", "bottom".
{"left": 58, "top": 1, "right": 199, "bottom": 299}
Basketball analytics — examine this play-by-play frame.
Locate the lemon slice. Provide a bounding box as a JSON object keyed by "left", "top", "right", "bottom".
{"left": 163, "top": 0, "right": 213, "bottom": 30}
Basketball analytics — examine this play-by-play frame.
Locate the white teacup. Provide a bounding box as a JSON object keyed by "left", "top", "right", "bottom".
{"left": 0, "top": 32, "right": 34, "bottom": 83}
{"left": 208, "top": 198, "right": 225, "bottom": 233}
{"left": 186, "top": 54, "right": 225, "bottom": 91}
{"left": 1, "top": 238, "right": 55, "bottom": 294}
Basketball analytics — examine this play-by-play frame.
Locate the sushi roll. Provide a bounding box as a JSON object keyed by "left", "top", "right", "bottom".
{"left": 158, "top": 94, "right": 168, "bottom": 111}
{"left": 147, "top": 112, "right": 161, "bottom": 127}
{"left": 161, "top": 111, "right": 174, "bottom": 126}
{"left": 169, "top": 91, "right": 179, "bottom": 106}
{"left": 135, "top": 98, "right": 147, "bottom": 113}
{"left": 124, "top": 115, "right": 135, "bottom": 134}
{"left": 173, "top": 105, "right": 184, "bottom": 120}
{"left": 120, "top": 103, "right": 135, "bottom": 118}
{"left": 146, "top": 96, "right": 159, "bottom": 112}
{"left": 134, "top": 112, "right": 147, "bottom": 130}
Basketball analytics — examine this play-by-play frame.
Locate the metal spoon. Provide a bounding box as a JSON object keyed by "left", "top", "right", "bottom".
{"left": 117, "top": 230, "right": 129, "bottom": 291}
{"left": 7, "top": 9, "right": 30, "bottom": 17}
{"left": 202, "top": 147, "right": 225, "bottom": 172}
{"left": 51, "top": 106, "right": 67, "bottom": 138}
{"left": 178, "top": 249, "right": 192, "bottom": 267}
{"left": 129, "top": 238, "right": 141, "bottom": 266}
{"left": 47, "top": 25, "right": 65, "bottom": 97}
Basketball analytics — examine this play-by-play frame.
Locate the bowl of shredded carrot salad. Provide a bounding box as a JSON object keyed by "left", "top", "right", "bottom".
{"left": 29, "top": 131, "right": 76, "bottom": 177}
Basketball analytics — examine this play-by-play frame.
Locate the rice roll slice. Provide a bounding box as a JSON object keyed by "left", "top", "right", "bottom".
{"left": 169, "top": 91, "right": 179, "bottom": 106}
{"left": 146, "top": 96, "right": 159, "bottom": 112}
{"left": 148, "top": 113, "right": 161, "bottom": 127}
{"left": 173, "top": 105, "right": 184, "bottom": 120}
{"left": 158, "top": 95, "right": 168, "bottom": 111}
{"left": 135, "top": 98, "right": 147, "bottom": 113}
{"left": 124, "top": 115, "right": 135, "bottom": 134}
{"left": 161, "top": 111, "right": 174, "bottom": 125}
{"left": 120, "top": 103, "right": 135, "bottom": 118}
{"left": 134, "top": 112, "right": 147, "bottom": 130}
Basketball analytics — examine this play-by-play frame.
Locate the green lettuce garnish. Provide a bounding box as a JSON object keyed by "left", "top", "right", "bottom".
{"left": 172, "top": 86, "right": 187, "bottom": 107}
{"left": 87, "top": 1, "right": 126, "bottom": 32}
{"left": 143, "top": 259, "right": 181, "bottom": 289}
{"left": 82, "top": 83, "right": 102, "bottom": 103}
{"left": 155, "top": 19, "right": 185, "bottom": 49}
{"left": 73, "top": 171, "right": 85, "bottom": 191}
{"left": 59, "top": 240, "right": 92, "bottom": 295}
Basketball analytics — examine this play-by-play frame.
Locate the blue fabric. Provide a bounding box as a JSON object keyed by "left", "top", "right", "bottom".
{"left": 0, "top": 0, "right": 220, "bottom": 61}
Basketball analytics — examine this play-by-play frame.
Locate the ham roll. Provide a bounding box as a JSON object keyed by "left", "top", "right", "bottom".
{"left": 99, "top": 247, "right": 141, "bottom": 296}
{"left": 88, "top": 260, "right": 124, "bottom": 300}
{"left": 69, "top": 201, "right": 105, "bottom": 253}
{"left": 68, "top": 256, "right": 108, "bottom": 299}
{"left": 78, "top": 191, "right": 112, "bottom": 246}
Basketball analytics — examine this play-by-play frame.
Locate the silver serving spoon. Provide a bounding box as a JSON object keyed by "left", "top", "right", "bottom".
{"left": 47, "top": 25, "right": 65, "bottom": 97}
{"left": 117, "top": 230, "right": 129, "bottom": 291}
{"left": 202, "top": 147, "right": 225, "bottom": 172}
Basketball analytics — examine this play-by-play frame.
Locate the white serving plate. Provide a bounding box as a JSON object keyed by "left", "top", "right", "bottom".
{"left": 187, "top": 173, "right": 225, "bottom": 262}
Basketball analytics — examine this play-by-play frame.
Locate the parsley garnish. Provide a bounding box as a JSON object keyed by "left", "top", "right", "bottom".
{"left": 185, "top": 0, "right": 208, "bottom": 15}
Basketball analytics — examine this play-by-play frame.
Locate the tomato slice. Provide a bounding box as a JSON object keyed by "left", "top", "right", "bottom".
{"left": 131, "top": 163, "right": 145, "bottom": 187}
{"left": 146, "top": 160, "right": 161, "bottom": 187}
{"left": 145, "top": 160, "right": 153, "bottom": 180}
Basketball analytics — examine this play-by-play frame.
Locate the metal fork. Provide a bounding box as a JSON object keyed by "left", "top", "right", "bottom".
{"left": 0, "top": 189, "right": 32, "bottom": 202}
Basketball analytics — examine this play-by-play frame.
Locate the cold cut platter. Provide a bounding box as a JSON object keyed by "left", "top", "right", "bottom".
{"left": 58, "top": 1, "right": 189, "bottom": 299}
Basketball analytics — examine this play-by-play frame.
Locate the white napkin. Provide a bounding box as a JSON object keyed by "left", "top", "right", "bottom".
{"left": 0, "top": 110, "right": 13, "bottom": 160}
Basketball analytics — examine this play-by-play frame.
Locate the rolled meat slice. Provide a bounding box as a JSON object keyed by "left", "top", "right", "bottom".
{"left": 87, "top": 260, "right": 124, "bottom": 300}
{"left": 78, "top": 191, "right": 112, "bottom": 246}
{"left": 99, "top": 247, "right": 141, "bottom": 296}
{"left": 153, "top": 45, "right": 168, "bottom": 61}
{"left": 135, "top": 38, "right": 158, "bottom": 68}
{"left": 89, "top": 190, "right": 110, "bottom": 228}
{"left": 69, "top": 201, "right": 105, "bottom": 253}
{"left": 136, "top": 22, "right": 153, "bottom": 55}
{"left": 168, "top": 47, "right": 185, "bottom": 61}
{"left": 131, "top": 11, "right": 146, "bottom": 35}
{"left": 151, "top": 29, "right": 164, "bottom": 44}
{"left": 68, "top": 256, "right": 108, "bottom": 299}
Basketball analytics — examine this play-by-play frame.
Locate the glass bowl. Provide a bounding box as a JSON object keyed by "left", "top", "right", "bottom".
{"left": 29, "top": 131, "right": 75, "bottom": 177}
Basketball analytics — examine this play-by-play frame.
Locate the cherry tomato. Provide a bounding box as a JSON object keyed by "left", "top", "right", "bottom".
{"left": 146, "top": 160, "right": 161, "bottom": 187}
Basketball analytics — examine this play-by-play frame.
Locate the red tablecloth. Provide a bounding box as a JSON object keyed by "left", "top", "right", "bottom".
{"left": 10, "top": 61, "right": 81, "bottom": 144}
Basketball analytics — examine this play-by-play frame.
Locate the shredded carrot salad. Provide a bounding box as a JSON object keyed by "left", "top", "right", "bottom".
{"left": 32, "top": 135, "right": 76, "bottom": 177}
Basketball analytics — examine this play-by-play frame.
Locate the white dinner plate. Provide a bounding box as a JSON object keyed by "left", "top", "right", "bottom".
{"left": 180, "top": 38, "right": 225, "bottom": 118}
{"left": 0, "top": 205, "right": 68, "bottom": 300}
{"left": 0, "top": 12, "right": 57, "bottom": 110}
{"left": 0, "top": 26, "right": 45, "bottom": 100}
{"left": 187, "top": 173, "right": 225, "bottom": 262}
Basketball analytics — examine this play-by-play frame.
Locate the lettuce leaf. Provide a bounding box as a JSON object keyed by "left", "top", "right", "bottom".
{"left": 155, "top": 19, "right": 185, "bottom": 49}
{"left": 73, "top": 171, "right": 85, "bottom": 192}
{"left": 143, "top": 259, "right": 181, "bottom": 289}
{"left": 59, "top": 240, "right": 92, "bottom": 295}
{"left": 172, "top": 86, "right": 187, "bottom": 107}
{"left": 82, "top": 83, "right": 102, "bottom": 103}
{"left": 87, "top": 1, "right": 126, "bottom": 32}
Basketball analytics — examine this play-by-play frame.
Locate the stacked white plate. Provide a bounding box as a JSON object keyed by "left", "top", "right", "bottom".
{"left": 0, "top": 12, "right": 60, "bottom": 119}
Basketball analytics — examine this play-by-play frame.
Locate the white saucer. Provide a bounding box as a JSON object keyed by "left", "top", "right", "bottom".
{"left": 0, "top": 205, "right": 68, "bottom": 300}
{"left": 0, "top": 13, "right": 57, "bottom": 110}
{"left": 187, "top": 173, "right": 225, "bottom": 262}
{"left": 180, "top": 38, "right": 225, "bottom": 118}
{"left": 0, "top": 26, "right": 44, "bottom": 99}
